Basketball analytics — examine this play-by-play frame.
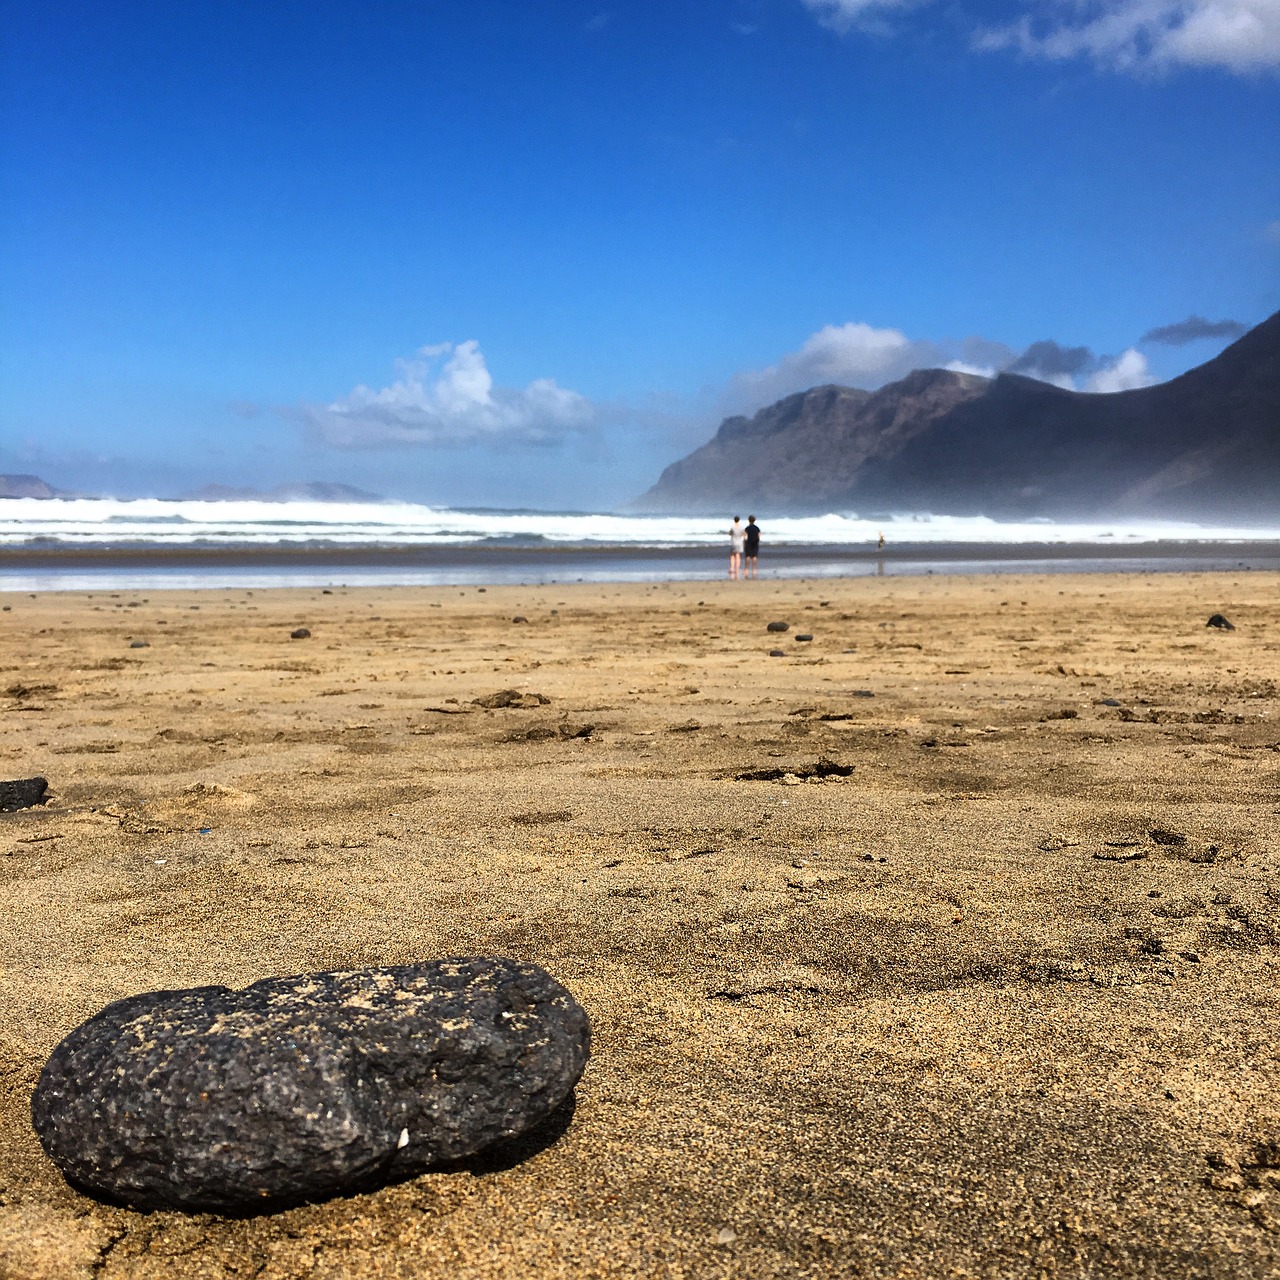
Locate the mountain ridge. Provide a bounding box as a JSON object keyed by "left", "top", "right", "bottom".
{"left": 0, "top": 474, "right": 60, "bottom": 499}
{"left": 0, "top": 478, "right": 385, "bottom": 503}
{"left": 634, "top": 311, "right": 1280, "bottom": 520}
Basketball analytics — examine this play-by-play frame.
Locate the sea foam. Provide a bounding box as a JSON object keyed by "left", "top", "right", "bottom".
{"left": 3, "top": 497, "right": 1279, "bottom": 549}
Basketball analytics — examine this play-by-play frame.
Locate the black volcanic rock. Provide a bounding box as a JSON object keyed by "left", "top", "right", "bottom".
{"left": 0, "top": 474, "right": 57, "bottom": 499}
{"left": 634, "top": 312, "right": 1280, "bottom": 520}
{"left": 0, "top": 777, "right": 48, "bottom": 811}
{"left": 31, "top": 958, "right": 590, "bottom": 1212}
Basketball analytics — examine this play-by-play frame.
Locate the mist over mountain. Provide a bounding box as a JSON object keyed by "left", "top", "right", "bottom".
{"left": 634, "top": 311, "right": 1280, "bottom": 522}
{"left": 179, "top": 482, "right": 385, "bottom": 503}
{"left": 0, "top": 478, "right": 387, "bottom": 504}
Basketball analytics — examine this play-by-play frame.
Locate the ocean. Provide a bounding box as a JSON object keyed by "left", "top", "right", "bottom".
{"left": 3, "top": 497, "right": 1280, "bottom": 591}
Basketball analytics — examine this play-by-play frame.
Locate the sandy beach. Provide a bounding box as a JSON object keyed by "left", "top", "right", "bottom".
{"left": 2, "top": 571, "right": 1279, "bottom": 1278}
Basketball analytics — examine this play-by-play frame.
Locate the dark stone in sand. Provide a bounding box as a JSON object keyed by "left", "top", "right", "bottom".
{"left": 290, "top": 628, "right": 311, "bottom": 639}
{"left": 736, "top": 758, "right": 853, "bottom": 782}
{"left": 769, "top": 649, "right": 786, "bottom": 657}
{"left": 1206, "top": 613, "right": 1235, "bottom": 630}
{"left": 508, "top": 722, "right": 593, "bottom": 743}
{"left": 0, "top": 777, "right": 48, "bottom": 812}
{"left": 31, "top": 957, "right": 590, "bottom": 1213}
{"left": 474, "top": 689, "right": 551, "bottom": 709}
{"left": 129, "top": 640, "right": 149, "bottom": 649}
{"left": 766, "top": 621, "right": 790, "bottom": 633}
{"left": 851, "top": 689, "right": 875, "bottom": 698}
{"left": 510, "top": 724, "right": 560, "bottom": 742}
{"left": 795, "top": 634, "right": 813, "bottom": 642}
{"left": 811, "top": 758, "right": 854, "bottom": 777}
{"left": 511, "top": 616, "right": 528, "bottom": 624}
{"left": 1099, "top": 698, "right": 1121, "bottom": 707}
{"left": 736, "top": 764, "right": 787, "bottom": 780}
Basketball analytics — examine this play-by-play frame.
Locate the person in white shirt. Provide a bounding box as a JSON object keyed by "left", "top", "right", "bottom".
{"left": 728, "top": 516, "right": 744, "bottom": 580}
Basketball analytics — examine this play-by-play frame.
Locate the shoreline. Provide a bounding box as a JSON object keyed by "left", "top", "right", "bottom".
{"left": 5, "top": 537, "right": 1280, "bottom": 564}
{"left": 4, "top": 539, "right": 1280, "bottom": 593}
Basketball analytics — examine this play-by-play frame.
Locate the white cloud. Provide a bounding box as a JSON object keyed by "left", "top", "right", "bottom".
{"left": 799, "top": 0, "right": 1280, "bottom": 72}
{"left": 802, "top": 0, "right": 919, "bottom": 30}
{"left": 729, "top": 322, "right": 1070, "bottom": 408}
{"left": 944, "top": 359, "right": 999, "bottom": 377}
{"left": 302, "top": 341, "right": 594, "bottom": 448}
{"left": 733, "top": 322, "right": 939, "bottom": 406}
{"left": 1084, "top": 348, "right": 1158, "bottom": 392}
{"left": 725, "top": 319, "right": 1154, "bottom": 406}
{"left": 1265, "top": 218, "right": 1280, "bottom": 244}
{"left": 731, "top": 319, "right": 1173, "bottom": 409}
{"left": 976, "top": 0, "right": 1280, "bottom": 74}
{"left": 775, "top": 321, "right": 916, "bottom": 380}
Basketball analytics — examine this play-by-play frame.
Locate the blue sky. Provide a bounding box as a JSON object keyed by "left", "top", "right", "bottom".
{"left": 2, "top": 0, "right": 1277, "bottom": 507}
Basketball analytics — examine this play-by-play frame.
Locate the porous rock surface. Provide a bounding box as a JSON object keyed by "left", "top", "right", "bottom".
{"left": 31, "top": 957, "right": 589, "bottom": 1213}
{"left": 0, "top": 777, "right": 48, "bottom": 812}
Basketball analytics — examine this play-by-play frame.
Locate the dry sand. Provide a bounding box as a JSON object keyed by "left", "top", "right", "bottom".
{"left": 1, "top": 571, "right": 1279, "bottom": 1278}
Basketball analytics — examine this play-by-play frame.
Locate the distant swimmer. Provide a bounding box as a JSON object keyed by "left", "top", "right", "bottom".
{"left": 728, "top": 516, "right": 744, "bottom": 580}
{"left": 743, "top": 515, "right": 760, "bottom": 578}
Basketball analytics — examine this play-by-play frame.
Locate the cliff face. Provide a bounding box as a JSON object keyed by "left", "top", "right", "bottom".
{"left": 633, "top": 311, "right": 1280, "bottom": 519}
{"left": 0, "top": 475, "right": 57, "bottom": 499}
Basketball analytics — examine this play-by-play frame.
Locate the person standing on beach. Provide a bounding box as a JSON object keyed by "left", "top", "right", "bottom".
{"left": 728, "top": 516, "right": 744, "bottom": 579}
{"left": 743, "top": 515, "right": 760, "bottom": 578}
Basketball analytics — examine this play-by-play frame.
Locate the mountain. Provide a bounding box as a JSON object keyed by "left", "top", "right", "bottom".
{"left": 180, "top": 482, "right": 384, "bottom": 503}
{"left": 0, "top": 474, "right": 59, "bottom": 499}
{"left": 634, "top": 310, "right": 1280, "bottom": 520}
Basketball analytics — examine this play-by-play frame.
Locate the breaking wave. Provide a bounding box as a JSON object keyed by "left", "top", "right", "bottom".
{"left": 4, "top": 497, "right": 1280, "bottom": 549}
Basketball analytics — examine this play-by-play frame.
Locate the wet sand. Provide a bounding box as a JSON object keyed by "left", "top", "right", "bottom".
{"left": 2, "top": 572, "right": 1279, "bottom": 1278}
{"left": 6, "top": 539, "right": 1280, "bottom": 595}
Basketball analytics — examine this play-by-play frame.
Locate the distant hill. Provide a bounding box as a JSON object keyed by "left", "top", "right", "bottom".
{"left": 181, "top": 482, "right": 384, "bottom": 503}
{"left": 0, "top": 474, "right": 58, "bottom": 499}
{"left": 634, "top": 310, "right": 1280, "bottom": 520}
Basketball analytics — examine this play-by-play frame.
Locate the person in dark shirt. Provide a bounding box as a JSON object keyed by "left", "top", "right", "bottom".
{"left": 743, "top": 515, "right": 760, "bottom": 578}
